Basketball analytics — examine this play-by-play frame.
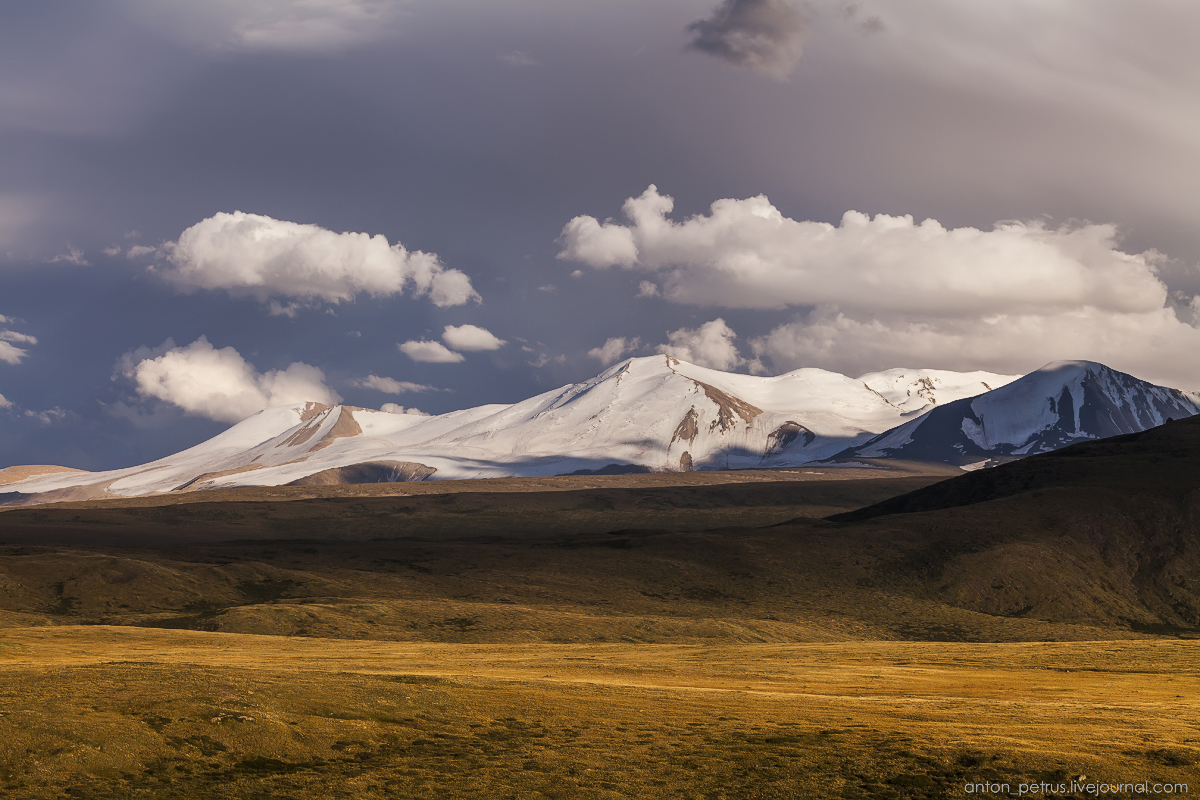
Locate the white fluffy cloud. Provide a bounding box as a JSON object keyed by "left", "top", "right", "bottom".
{"left": 124, "top": 336, "right": 340, "bottom": 423}
{"left": 0, "top": 323, "right": 37, "bottom": 365}
{"left": 656, "top": 319, "right": 753, "bottom": 372}
{"left": 588, "top": 336, "right": 640, "bottom": 366}
{"left": 562, "top": 186, "right": 1200, "bottom": 388}
{"left": 442, "top": 324, "right": 505, "bottom": 351}
{"left": 351, "top": 375, "right": 435, "bottom": 394}
{"left": 557, "top": 217, "right": 638, "bottom": 269}
{"left": 0, "top": 392, "right": 10, "bottom": 409}
{"left": 398, "top": 340, "right": 464, "bottom": 363}
{"left": 560, "top": 186, "right": 1167, "bottom": 315}
{"left": 396, "top": 325, "right": 504, "bottom": 363}
{"left": 158, "top": 211, "right": 479, "bottom": 312}
{"left": 380, "top": 403, "right": 431, "bottom": 416}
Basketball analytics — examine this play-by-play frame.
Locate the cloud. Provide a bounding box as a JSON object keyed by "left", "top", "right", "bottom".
{"left": 0, "top": 343, "right": 28, "bottom": 365}
{"left": 0, "top": 326, "right": 37, "bottom": 365}
{"left": 24, "top": 407, "right": 67, "bottom": 425}
{"left": 122, "top": 336, "right": 340, "bottom": 423}
{"left": 127, "top": 244, "right": 156, "bottom": 258}
{"left": 351, "top": 374, "right": 435, "bottom": 394}
{"left": 841, "top": 3, "right": 885, "bottom": 35}
{"left": 500, "top": 51, "right": 538, "bottom": 67}
{"left": 560, "top": 186, "right": 1170, "bottom": 316}
{"left": 753, "top": 305, "right": 1200, "bottom": 391}
{"left": 123, "top": 0, "right": 408, "bottom": 53}
{"left": 685, "top": 0, "right": 808, "bottom": 79}
{"left": 380, "top": 403, "right": 431, "bottom": 416}
{"left": 588, "top": 337, "right": 640, "bottom": 366}
{"left": 656, "top": 319, "right": 747, "bottom": 372}
{"left": 158, "top": 211, "right": 479, "bottom": 311}
{"left": 560, "top": 185, "right": 1200, "bottom": 386}
{"left": 0, "top": 393, "right": 10, "bottom": 409}
{"left": 636, "top": 281, "right": 660, "bottom": 298}
{"left": 527, "top": 353, "right": 566, "bottom": 368}
{"left": 442, "top": 324, "right": 505, "bottom": 351}
{"left": 398, "top": 340, "right": 464, "bottom": 363}
{"left": 557, "top": 217, "right": 638, "bottom": 269}
{"left": 49, "top": 246, "right": 89, "bottom": 266}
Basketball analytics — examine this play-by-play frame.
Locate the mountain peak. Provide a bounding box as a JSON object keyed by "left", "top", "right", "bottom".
{"left": 841, "top": 360, "right": 1200, "bottom": 466}
{"left": 1034, "top": 360, "right": 1105, "bottom": 372}
{"left": 5, "top": 357, "right": 1195, "bottom": 504}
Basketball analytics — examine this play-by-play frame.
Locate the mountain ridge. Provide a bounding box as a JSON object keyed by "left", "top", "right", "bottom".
{"left": 833, "top": 360, "right": 1200, "bottom": 467}
{"left": 1, "top": 356, "right": 1017, "bottom": 504}
{"left": 4, "top": 356, "right": 1197, "bottom": 506}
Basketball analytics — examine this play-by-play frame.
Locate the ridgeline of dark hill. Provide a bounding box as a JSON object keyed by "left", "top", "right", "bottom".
{"left": 821, "top": 415, "right": 1200, "bottom": 633}
{"left": 830, "top": 414, "right": 1200, "bottom": 523}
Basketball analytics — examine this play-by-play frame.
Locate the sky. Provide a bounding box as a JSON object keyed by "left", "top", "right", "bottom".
{"left": 3, "top": 0, "right": 1200, "bottom": 470}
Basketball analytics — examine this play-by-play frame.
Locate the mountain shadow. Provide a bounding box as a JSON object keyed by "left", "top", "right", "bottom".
{"left": 824, "top": 415, "right": 1200, "bottom": 632}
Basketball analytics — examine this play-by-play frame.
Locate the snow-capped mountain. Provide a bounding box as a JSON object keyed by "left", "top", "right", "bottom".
{"left": 0, "top": 356, "right": 1015, "bottom": 504}
{"left": 836, "top": 361, "right": 1200, "bottom": 468}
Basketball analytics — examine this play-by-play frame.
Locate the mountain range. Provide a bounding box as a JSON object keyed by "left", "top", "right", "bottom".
{"left": 837, "top": 360, "right": 1200, "bottom": 468}
{"left": 1, "top": 355, "right": 1197, "bottom": 505}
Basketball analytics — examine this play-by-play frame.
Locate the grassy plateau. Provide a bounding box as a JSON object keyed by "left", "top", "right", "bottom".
{"left": 1, "top": 429, "right": 1198, "bottom": 798}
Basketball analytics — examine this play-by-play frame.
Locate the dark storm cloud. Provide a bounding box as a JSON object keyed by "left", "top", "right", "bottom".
{"left": 685, "top": 0, "right": 808, "bottom": 78}
{"left": 4, "top": 1, "right": 1200, "bottom": 470}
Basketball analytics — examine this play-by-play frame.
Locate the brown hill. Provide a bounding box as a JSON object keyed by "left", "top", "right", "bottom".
{"left": 822, "top": 415, "right": 1200, "bottom": 632}
{"left": 3, "top": 420, "right": 1199, "bottom": 641}
{"left": 832, "top": 414, "right": 1200, "bottom": 521}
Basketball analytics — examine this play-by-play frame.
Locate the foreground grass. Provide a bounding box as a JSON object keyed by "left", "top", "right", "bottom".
{"left": 1, "top": 627, "right": 1197, "bottom": 798}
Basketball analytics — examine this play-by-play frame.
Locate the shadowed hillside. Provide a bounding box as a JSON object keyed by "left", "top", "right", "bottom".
{"left": 832, "top": 414, "right": 1200, "bottom": 522}
{"left": 821, "top": 415, "right": 1200, "bottom": 632}
{"left": 3, "top": 426, "right": 1200, "bottom": 641}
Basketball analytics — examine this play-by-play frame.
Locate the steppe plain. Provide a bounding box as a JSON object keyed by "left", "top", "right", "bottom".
{"left": 2, "top": 434, "right": 1199, "bottom": 798}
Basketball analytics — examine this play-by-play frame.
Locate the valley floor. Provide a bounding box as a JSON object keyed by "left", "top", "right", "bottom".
{"left": 0, "top": 627, "right": 1197, "bottom": 798}
{"left": 3, "top": 460, "right": 1199, "bottom": 797}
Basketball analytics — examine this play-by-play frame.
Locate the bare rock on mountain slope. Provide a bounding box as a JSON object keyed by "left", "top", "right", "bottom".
{"left": 1, "top": 356, "right": 1016, "bottom": 504}
{"left": 287, "top": 461, "right": 436, "bottom": 486}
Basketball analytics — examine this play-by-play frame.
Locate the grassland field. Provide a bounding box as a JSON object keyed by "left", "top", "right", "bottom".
{"left": 1, "top": 462, "right": 1197, "bottom": 798}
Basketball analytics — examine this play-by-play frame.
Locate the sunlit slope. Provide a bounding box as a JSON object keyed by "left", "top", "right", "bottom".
{"left": 1, "top": 356, "right": 1013, "bottom": 502}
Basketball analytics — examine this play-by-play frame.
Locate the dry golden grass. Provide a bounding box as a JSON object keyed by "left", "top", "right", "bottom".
{"left": 3, "top": 448, "right": 1198, "bottom": 798}
{"left": 0, "top": 626, "right": 1196, "bottom": 799}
